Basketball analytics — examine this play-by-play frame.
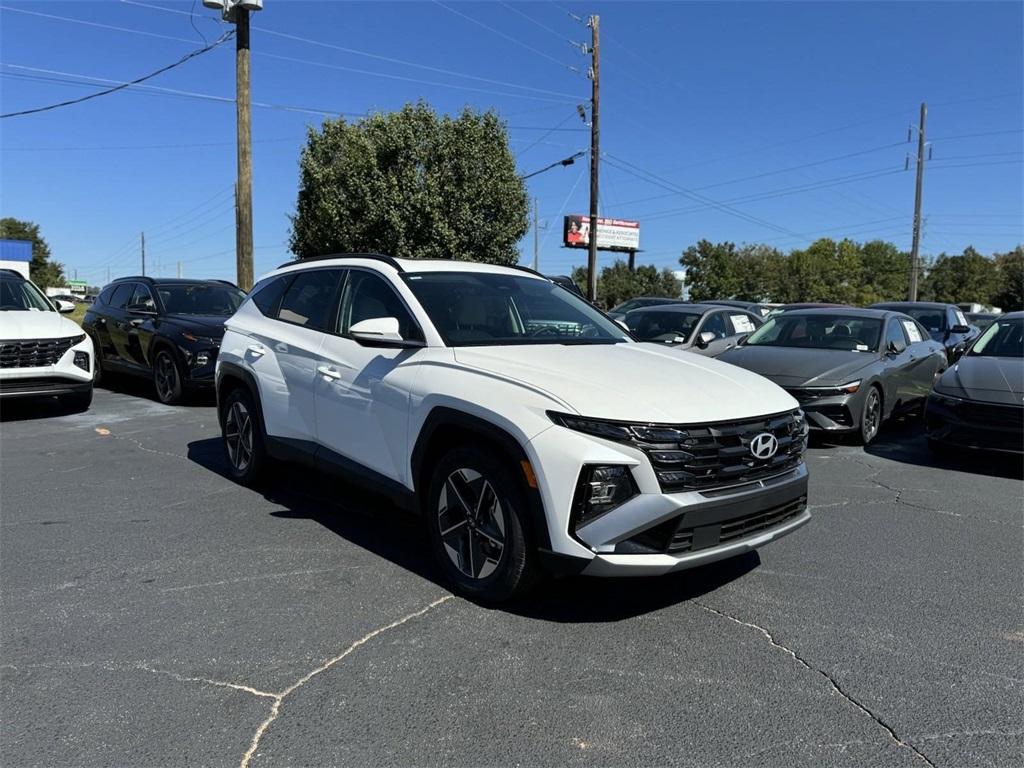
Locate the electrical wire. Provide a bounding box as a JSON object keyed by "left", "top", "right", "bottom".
{"left": 515, "top": 113, "right": 582, "bottom": 158}
{"left": 498, "top": 2, "right": 576, "bottom": 45}
{"left": 0, "top": 5, "right": 200, "bottom": 44}
{"left": 0, "top": 137, "right": 299, "bottom": 152}
{"left": 432, "top": 0, "right": 581, "bottom": 75}
{"left": 0, "top": 31, "right": 233, "bottom": 118}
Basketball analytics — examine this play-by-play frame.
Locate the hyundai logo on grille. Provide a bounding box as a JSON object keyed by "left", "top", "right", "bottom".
{"left": 750, "top": 432, "right": 779, "bottom": 460}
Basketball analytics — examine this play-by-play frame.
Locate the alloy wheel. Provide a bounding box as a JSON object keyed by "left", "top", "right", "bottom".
{"left": 437, "top": 468, "right": 506, "bottom": 580}
{"left": 863, "top": 390, "right": 881, "bottom": 443}
{"left": 154, "top": 352, "right": 178, "bottom": 403}
{"left": 224, "top": 400, "right": 254, "bottom": 472}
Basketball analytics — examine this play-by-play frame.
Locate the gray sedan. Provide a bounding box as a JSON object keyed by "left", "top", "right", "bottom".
{"left": 624, "top": 303, "right": 762, "bottom": 357}
{"left": 719, "top": 308, "right": 947, "bottom": 443}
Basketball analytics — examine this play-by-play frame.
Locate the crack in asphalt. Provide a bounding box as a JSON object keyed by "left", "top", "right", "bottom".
{"left": 133, "top": 595, "right": 453, "bottom": 768}
{"left": 694, "top": 601, "right": 938, "bottom": 768}
{"left": 98, "top": 430, "right": 190, "bottom": 462}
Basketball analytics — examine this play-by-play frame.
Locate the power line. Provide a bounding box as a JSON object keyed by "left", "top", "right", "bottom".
{"left": 0, "top": 31, "right": 233, "bottom": 118}
{"left": 516, "top": 113, "right": 583, "bottom": 158}
{"left": 432, "top": 0, "right": 582, "bottom": 75}
{"left": 0, "top": 137, "right": 300, "bottom": 152}
{"left": 0, "top": 5, "right": 201, "bottom": 44}
{"left": 930, "top": 128, "right": 1024, "bottom": 141}
{"left": 0, "top": 64, "right": 361, "bottom": 117}
{"left": 602, "top": 153, "right": 803, "bottom": 237}
{"left": 498, "top": 2, "right": 576, "bottom": 45}
{"left": 122, "top": 0, "right": 582, "bottom": 101}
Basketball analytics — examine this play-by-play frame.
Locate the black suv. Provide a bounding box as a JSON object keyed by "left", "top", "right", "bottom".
{"left": 82, "top": 277, "right": 245, "bottom": 404}
{"left": 869, "top": 301, "right": 980, "bottom": 362}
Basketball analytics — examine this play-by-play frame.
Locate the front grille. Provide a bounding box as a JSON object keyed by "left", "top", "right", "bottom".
{"left": 668, "top": 496, "right": 807, "bottom": 554}
{"left": 0, "top": 336, "right": 81, "bottom": 368}
{"left": 958, "top": 401, "right": 1024, "bottom": 430}
{"left": 635, "top": 410, "right": 807, "bottom": 492}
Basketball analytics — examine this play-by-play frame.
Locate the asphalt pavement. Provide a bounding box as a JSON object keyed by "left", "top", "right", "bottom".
{"left": 1, "top": 383, "right": 1021, "bottom": 768}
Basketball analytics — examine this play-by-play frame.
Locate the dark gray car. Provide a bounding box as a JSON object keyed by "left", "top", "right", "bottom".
{"left": 719, "top": 308, "right": 947, "bottom": 443}
{"left": 624, "top": 303, "right": 762, "bottom": 357}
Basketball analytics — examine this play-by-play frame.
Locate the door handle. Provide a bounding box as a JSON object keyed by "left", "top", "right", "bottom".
{"left": 247, "top": 344, "right": 265, "bottom": 358}
{"left": 275, "top": 342, "right": 289, "bottom": 353}
{"left": 317, "top": 365, "right": 342, "bottom": 381}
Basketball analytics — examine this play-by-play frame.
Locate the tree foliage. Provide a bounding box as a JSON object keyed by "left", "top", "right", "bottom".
{"left": 570, "top": 260, "right": 681, "bottom": 308}
{"left": 991, "top": 246, "right": 1024, "bottom": 311}
{"left": 0, "top": 217, "right": 65, "bottom": 289}
{"left": 921, "top": 247, "right": 999, "bottom": 304}
{"left": 289, "top": 102, "right": 528, "bottom": 265}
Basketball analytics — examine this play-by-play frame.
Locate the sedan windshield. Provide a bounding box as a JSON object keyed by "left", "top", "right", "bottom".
{"left": 745, "top": 314, "right": 883, "bottom": 352}
{"left": 403, "top": 272, "right": 629, "bottom": 346}
{"left": 157, "top": 284, "right": 246, "bottom": 316}
{"left": 0, "top": 276, "right": 54, "bottom": 312}
{"left": 967, "top": 317, "right": 1023, "bottom": 358}
{"left": 625, "top": 310, "right": 702, "bottom": 343}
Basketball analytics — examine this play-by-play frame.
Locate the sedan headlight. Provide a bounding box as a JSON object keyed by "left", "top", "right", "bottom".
{"left": 182, "top": 331, "right": 219, "bottom": 345}
{"left": 803, "top": 380, "right": 861, "bottom": 395}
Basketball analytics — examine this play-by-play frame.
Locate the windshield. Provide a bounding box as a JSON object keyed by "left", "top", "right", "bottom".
{"left": 892, "top": 307, "right": 946, "bottom": 334}
{"left": 156, "top": 283, "right": 246, "bottom": 316}
{"left": 967, "top": 317, "right": 1023, "bottom": 358}
{"left": 0, "top": 275, "right": 54, "bottom": 312}
{"left": 625, "top": 310, "right": 702, "bottom": 343}
{"left": 745, "top": 314, "right": 883, "bottom": 352}
{"left": 403, "top": 272, "right": 630, "bottom": 346}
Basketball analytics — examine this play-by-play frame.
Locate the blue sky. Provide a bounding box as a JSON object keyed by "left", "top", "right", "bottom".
{"left": 1, "top": 0, "right": 1021, "bottom": 287}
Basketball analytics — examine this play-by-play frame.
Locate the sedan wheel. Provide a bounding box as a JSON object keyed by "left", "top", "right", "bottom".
{"left": 860, "top": 387, "right": 882, "bottom": 445}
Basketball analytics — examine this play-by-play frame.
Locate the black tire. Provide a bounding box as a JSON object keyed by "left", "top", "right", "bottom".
{"left": 859, "top": 386, "right": 883, "bottom": 445}
{"left": 153, "top": 348, "right": 185, "bottom": 405}
{"left": 426, "top": 447, "right": 540, "bottom": 602}
{"left": 89, "top": 337, "right": 103, "bottom": 387}
{"left": 59, "top": 387, "right": 93, "bottom": 413}
{"left": 220, "top": 386, "right": 267, "bottom": 486}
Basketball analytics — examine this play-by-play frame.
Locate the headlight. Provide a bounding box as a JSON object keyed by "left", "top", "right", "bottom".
{"left": 929, "top": 390, "right": 962, "bottom": 406}
{"left": 803, "top": 380, "right": 861, "bottom": 395}
{"left": 182, "top": 331, "right": 218, "bottom": 344}
{"left": 571, "top": 465, "right": 638, "bottom": 529}
{"left": 550, "top": 413, "right": 634, "bottom": 441}
{"left": 73, "top": 351, "right": 90, "bottom": 371}
{"left": 68, "top": 333, "right": 86, "bottom": 345}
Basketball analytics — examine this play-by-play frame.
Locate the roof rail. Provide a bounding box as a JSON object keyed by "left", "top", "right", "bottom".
{"left": 0, "top": 268, "right": 26, "bottom": 278}
{"left": 276, "top": 253, "right": 404, "bottom": 272}
{"left": 112, "top": 275, "right": 154, "bottom": 283}
{"left": 504, "top": 263, "right": 547, "bottom": 279}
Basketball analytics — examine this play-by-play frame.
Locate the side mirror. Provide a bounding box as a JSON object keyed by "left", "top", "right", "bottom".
{"left": 695, "top": 331, "right": 716, "bottom": 349}
{"left": 735, "top": 333, "right": 749, "bottom": 346}
{"left": 886, "top": 339, "right": 905, "bottom": 355}
{"left": 349, "top": 317, "right": 423, "bottom": 348}
{"left": 951, "top": 324, "right": 971, "bottom": 334}
{"left": 127, "top": 303, "right": 157, "bottom": 316}
{"left": 56, "top": 300, "right": 75, "bottom": 314}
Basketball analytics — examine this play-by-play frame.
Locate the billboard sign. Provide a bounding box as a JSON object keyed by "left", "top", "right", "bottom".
{"left": 563, "top": 215, "right": 640, "bottom": 252}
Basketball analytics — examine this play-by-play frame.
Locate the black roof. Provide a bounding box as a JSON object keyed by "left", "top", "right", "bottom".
{"left": 108, "top": 276, "right": 238, "bottom": 288}
{"left": 0, "top": 268, "right": 26, "bottom": 280}
{"left": 276, "top": 253, "right": 403, "bottom": 271}
{"left": 625, "top": 302, "right": 749, "bottom": 315}
{"left": 781, "top": 307, "right": 896, "bottom": 319}
{"left": 870, "top": 301, "right": 955, "bottom": 310}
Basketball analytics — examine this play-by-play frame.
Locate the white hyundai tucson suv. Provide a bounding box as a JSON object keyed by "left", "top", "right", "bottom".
{"left": 216, "top": 255, "right": 810, "bottom": 600}
{"left": 0, "top": 269, "right": 94, "bottom": 410}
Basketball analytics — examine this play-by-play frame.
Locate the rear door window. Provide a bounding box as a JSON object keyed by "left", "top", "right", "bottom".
{"left": 700, "top": 312, "right": 729, "bottom": 339}
{"left": 276, "top": 270, "right": 343, "bottom": 331}
{"left": 109, "top": 283, "right": 134, "bottom": 310}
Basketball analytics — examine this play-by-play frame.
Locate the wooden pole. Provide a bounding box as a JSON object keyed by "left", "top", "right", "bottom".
{"left": 235, "top": 8, "right": 254, "bottom": 291}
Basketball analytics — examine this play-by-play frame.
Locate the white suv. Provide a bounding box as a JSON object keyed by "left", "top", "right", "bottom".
{"left": 216, "top": 255, "right": 809, "bottom": 600}
{"left": 0, "top": 269, "right": 94, "bottom": 410}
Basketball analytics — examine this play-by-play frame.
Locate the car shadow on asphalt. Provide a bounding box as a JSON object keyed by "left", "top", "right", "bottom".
{"left": 865, "top": 418, "right": 1023, "bottom": 481}
{"left": 0, "top": 396, "right": 90, "bottom": 423}
{"left": 186, "top": 436, "right": 761, "bottom": 622}
{"left": 97, "top": 373, "right": 216, "bottom": 407}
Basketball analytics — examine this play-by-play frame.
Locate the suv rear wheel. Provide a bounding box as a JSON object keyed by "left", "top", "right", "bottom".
{"left": 426, "top": 448, "right": 539, "bottom": 602}
{"left": 221, "top": 387, "right": 267, "bottom": 485}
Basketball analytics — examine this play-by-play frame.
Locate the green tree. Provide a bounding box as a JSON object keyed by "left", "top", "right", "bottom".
{"left": 991, "top": 246, "right": 1024, "bottom": 311}
{"left": 288, "top": 102, "right": 528, "bottom": 264}
{"left": 858, "top": 240, "right": 911, "bottom": 304}
{"left": 570, "top": 260, "right": 681, "bottom": 309}
{"left": 735, "top": 243, "right": 784, "bottom": 301}
{"left": 679, "top": 240, "right": 741, "bottom": 301}
{"left": 921, "top": 246, "right": 998, "bottom": 304}
{"left": 0, "top": 217, "right": 65, "bottom": 288}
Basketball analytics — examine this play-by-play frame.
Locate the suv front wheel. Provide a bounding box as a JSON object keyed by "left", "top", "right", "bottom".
{"left": 426, "top": 448, "right": 539, "bottom": 602}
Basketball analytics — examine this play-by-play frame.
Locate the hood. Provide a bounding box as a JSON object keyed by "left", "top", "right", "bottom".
{"left": 0, "top": 310, "right": 84, "bottom": 341}
{"left": 936, "top": 356, "right": 1024, "bottom": 405}
{"left": 451, "top": 342, "right": 797, "bottom": 423}
{"left": 718, "top": 345, "right": 877, "bottom": 387}
{"left": 159, "top": 314, "right": 229, "bottom": 337}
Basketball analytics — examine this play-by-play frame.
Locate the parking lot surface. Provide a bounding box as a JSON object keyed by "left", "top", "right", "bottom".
{"left": 2, "top": 385, "right": 1022, "bottom": 768}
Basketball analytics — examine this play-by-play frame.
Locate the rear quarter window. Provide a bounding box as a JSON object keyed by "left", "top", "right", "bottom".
{"left": 250, "top": 275, "right": 293, "bottom": 317}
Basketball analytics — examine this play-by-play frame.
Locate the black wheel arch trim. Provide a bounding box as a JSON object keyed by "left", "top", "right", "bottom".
{"left": 216, "top": 361, "right": 267, "bottom": 434}
{"left": 411, "top": 406, "right": 552, "bottom": 552}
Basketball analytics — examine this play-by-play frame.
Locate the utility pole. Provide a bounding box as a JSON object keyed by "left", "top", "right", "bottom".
{"left": 177, "top": 261, "right": 182, "bottom": 278}
{"left": 586, "top": 14, "right": 600, "bottom": 303}
{"left": 533, "top": 198, "right": 540, "bottom": 271}
{"left": 908, "top": 102, "right": 927, "bottom": 301}
{"left": 141, "top": 231, "right": 146, "bottom": 277}
{"left": 106, "top": 266, "right": 110, "bottom": 284}
{"left": 235, "top": 7, "right": 254, "bottom": 291}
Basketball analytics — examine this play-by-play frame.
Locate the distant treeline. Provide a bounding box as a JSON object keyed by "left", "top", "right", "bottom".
{"left": 680, "top": 239, "right": 1023, "bottom": 311}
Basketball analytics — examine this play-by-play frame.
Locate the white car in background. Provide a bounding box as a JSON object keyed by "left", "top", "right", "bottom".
{"left": 216, "top": 255, "right": 810, "bottom": 601}
{"left": 0, "top": 268, "right": 94, "bottom": 410}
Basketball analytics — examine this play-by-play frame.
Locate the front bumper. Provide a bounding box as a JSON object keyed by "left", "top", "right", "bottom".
{"left": 925, "top": 392, "right": 1023, "bottom": 454}
{"left": 0, "top": 337, "right": 94, "bottom": 400}
{"left": 526, "top": 424, "right": 810, "bottom": 576}
{"left": 785, "top": 390, "right": 860, "bottom": 433}
{"left": 178, "top": 344, "right": 219, "bottom": 386}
